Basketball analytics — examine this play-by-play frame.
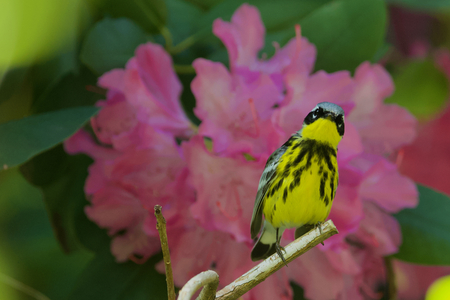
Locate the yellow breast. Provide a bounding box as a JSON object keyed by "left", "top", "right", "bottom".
{"left": 263, "top": 121, "right": 340, "bottom": 229}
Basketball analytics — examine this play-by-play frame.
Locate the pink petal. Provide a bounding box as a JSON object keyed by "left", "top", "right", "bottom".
{"left": 163, "top": 225, "right": 255, "bottom": 288}
{"left": 351, "top": 62, "right": 394, "bottom": 114}
{"left": 192, "top": 58, "right": 284, "bottom": 157}
{"left": 90, "top": 93, "right": 138, "bottom": 146}
{"left": 326, "top": 182, "right": 363, "bottom": 245}
{"left": 213, "top": 4, "right": 264, "bottom": 69}
{"left": 245, "top": 270, "right": 292, "bottom": 300}
{"left": 262, "top": 36, "right": 316, "bottom": 76}
{"left": 85, "top": 185, "right": 147, "bottom": 236}
{"left": 183, "top": 136, "right": 263, "bottom": 242}
{"left": 112, "top": 43, "right": 192, "bottom": 137}
{"left": 324, "top": 246, "right": 361, "bottom": 275}
{"left": 338, "top": 122, "right": 364, "bottom": 164}
{"left": 355, "top": 202, "right": 402, "bottom": 256}
{"left": 357, "top": 155, "right": 418, "bottom": 212}
{"left": 192, "top": 59, "right": 233, "bottom": 122}
{"left": 64, "top": 130, "right": 119, "bottom": 160}
{"left": 111, "top": 227, "right": 160, "bottom": 263}
{"left": 98, "top": 69, "right": 126, "bottom": 91}
{"left": 288, "top": 249, "right": 345, "bottom": 300}
{"left": 349, "top": 62, "right": 417, "bottom": 154}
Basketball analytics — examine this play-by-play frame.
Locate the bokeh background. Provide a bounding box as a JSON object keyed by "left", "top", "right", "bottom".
{"left": 1, "top": 0, "right": 450, "bottom": 299}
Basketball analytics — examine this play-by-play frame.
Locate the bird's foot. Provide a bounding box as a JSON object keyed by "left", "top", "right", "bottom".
{"left": 275, "top": 242, "right": 288, "bottom": 267}
{"left": 315, "top": 221, "right": 325, "bottom": 245}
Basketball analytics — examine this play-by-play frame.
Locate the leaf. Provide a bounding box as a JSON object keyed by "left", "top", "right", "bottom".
{"left": 80, "top": 17, "right": 149, "bottom": 75}
{"left": 196, "top": 0, "right": 331, "bottom": 34}
{"left": 394, "top": 185, "right": 450, "bottom": 265}
{"left": 299, "top": 0, "right": 387, "bottom": 73}
{"left": 183, "top": 0, "right": 225, "bottom": 10}
{"left": 0, "top": 167, "right": 93, "bottom": 299}
{"left": 69, "top": 250, "right": 167, "bottom": 300}
{"left": 102, "top": 0, "right": 167, "bottom": 34}
{"left": 0, "top": 106, "right": 98, "bottom": 169}
{"left": 166, "top": 0, "right": 202, "bottom": 45}
{"left": 291, "top": 282, "right": 307, "bottom": 300}
{"left": 0, "top": 67, "right": 29, "bottom": 104}
{"left": 32, "top": 67, "right": 103, "bottom": 114}
{"left": 386, "top": 0, "right": 450, "bottom": 11}
{"left": 20, "top": 147, "right": 103, "bottom": 253}
{"left": 386, "top": 59, "right": 448, "bottom": 120}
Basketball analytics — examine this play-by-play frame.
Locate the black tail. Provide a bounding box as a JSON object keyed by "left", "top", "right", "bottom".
{"left": 251, "top": 237, "right": 276, "bottom": 261}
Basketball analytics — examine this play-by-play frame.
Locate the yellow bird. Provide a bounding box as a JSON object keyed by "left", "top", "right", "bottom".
{"left": 250, "top": 102, "right": 345, "bottom": 264}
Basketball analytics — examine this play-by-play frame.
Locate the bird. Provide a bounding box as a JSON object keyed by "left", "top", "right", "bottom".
{"left": 250, "top": 102, "right": 345, "bottom": 265}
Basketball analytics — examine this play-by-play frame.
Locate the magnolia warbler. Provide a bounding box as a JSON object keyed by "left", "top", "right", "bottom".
{"left": 250, "top": 102, "right": 345, "bottom": 264}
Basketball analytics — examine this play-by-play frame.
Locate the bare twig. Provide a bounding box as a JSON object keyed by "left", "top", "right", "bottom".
{"left": 215, "top": 220, "right": 338, "bottom": 300}
{"left": 155, "top": 205, "right": 176, "bottom": 300}
{"left": 178, "top": 270, "right": 219, "bottom": 300}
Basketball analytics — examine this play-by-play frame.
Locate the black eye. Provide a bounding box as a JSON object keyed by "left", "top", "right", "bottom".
{"left": 313, "top": 109, "right": 319, "bottom": 118}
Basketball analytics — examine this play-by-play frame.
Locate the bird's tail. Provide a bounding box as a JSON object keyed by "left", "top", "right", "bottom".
{"left": 251, "top": 221, "right": 283, "bottom": 261}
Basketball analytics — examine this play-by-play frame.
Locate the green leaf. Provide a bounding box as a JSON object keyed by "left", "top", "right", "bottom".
{"left": 394, "top": 185, "right": 450, "bottom": 265}
{"left": 80, "top": 17, "right": 149, "bottom": 75}
{"left": 300, "top": 0, "right": 387, "bottom": 73}
{"left": 20, "top": 147, "right": 103, "bottom": 253}
{"left": 166, "top": 0, "right": 202, "bottom": 45}
{"left": 196, "top": 0, "right": 331, "bottom": 34}
{"left": 291, "top": 282, "right": 308, "bottom": 300}
{"left": 386, "top": 59, "right": 448, "bottom": 120}
{"left": 0, "top": 67, "right": 29, "bottom": 104}
{"left": 69, "top": 250, "right": 167, "bottom": 300}
{"left": 0, "top": 106, "right": 98, "bottom": 169}
{"left": 386, "top": 0, "right": 450, "bottom": 11}
{"left": 32, "top": 67, "right": 103, "bottom": 114}
{"left": 0, "top": 167, "right": 93, "bottom": 299}
{"left": 184, "top": 0, "right": 225, "bottom": 10}
{"left": 102, "top": 0, "right": 167, "bottom": 33}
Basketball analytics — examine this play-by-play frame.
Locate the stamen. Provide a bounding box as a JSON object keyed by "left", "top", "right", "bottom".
{"left": 129, "top": 254, "right": 147, "bottom": 264}
{"left": 272, "top": 41, "right": 280, "bottom": 54}
{"left": 396, "top": 148, "right": 405, "bottom": 168}
{"left": 295, "top": 24, "right": 302, "bottom": 52}
{"left": 215, "top": 185, "right": 242, "bottom": 221}
{"left": 248, "top": 98, "right": 260, "bottom": 137}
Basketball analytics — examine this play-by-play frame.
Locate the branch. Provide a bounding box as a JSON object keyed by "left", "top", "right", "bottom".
{"left": 155, "top": 205, "right": 176, "bottom": 300}
{"left": 178, "top": 270, "right": 219, "bottom": 300}
{"left": 216, "top": 220, "right": 338, "bottom": 300}
{"left": 177, "top": 220, "right": 338, "bottom": 300}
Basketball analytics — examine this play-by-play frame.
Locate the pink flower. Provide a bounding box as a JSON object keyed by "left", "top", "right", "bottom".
{"left": 65, "top": 43, "right": 195, "bottom": 262}
{"left": 182, "top": 136, "right": 263, "bottom": 242}
{"left": 65, "top": 3, "right": 421, "bottom": 299}
{"left": 191, "top": 58, "right": 284, "bottom": 157}
{"left": 97, "top": 43, "right": 193, "bottom": 139}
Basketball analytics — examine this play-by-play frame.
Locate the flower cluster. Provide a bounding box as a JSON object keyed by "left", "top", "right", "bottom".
{"left": 65, "top": 4, "right": 419, "bottom": 299}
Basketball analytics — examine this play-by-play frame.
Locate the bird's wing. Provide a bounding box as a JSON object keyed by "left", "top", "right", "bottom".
{"left": 250, "top": 143, "right": 288, "bottom": 239}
